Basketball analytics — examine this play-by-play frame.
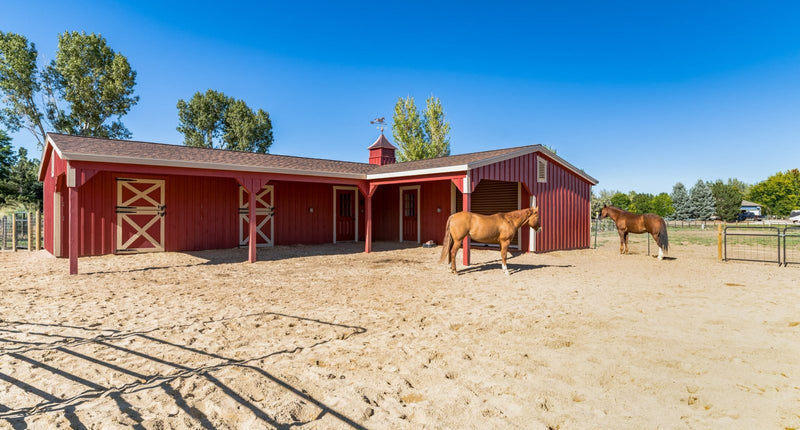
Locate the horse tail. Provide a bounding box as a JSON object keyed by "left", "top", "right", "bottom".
{"left": 440, "top": 215, "right": 453, "bottom": 263}
{"left": 658, "top": 217, "right": 669, "bottom": 253}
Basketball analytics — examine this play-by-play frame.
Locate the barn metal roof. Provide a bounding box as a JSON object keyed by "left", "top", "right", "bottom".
{"left": 43, "top": 133, "right": 598, "bottom": 184}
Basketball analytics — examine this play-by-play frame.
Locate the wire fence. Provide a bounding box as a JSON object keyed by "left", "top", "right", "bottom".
{"left": 1, "top": 213, "right": 43, "bottom": 251}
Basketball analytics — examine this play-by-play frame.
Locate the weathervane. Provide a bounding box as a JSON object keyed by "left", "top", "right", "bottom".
{"left": 370, "top": 117, "right": 386, "bottom": 134}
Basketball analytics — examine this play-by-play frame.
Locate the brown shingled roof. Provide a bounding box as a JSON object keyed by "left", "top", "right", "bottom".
{"left": 369, "top": 145, "right": 537, "bottom": 174}
{"left": 48, "top": 133, "right": 376, "bottom": 177}
{"left": 44, "top": 133, "right": 597, "bottom": 184}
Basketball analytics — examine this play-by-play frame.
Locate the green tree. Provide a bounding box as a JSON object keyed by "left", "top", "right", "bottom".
{"left": 591, "top": 189, "right": 616, "bottom": 217}
{"left": 710, "top": 179, "right": 744, "bottom": 222}
{"left": 422, "top": 95, "right": 450, "bottom": 159}
{"left": 0, "top": 31, "right": 138, "bottom": 147}
{"left": 0, "top": 129, "right": 14, "bottom": 184}
{"left": 629, "top": 192, "right": 654, "bottom": 214}
{"left": 671, "top": 182, "right": 690, "bottom": 220}
{"left": 223, "top": 99, "right": 273, "bottom": 153}
{"left": 650, "top": 193, "right": 675, "bottom": 217}
{"left": 44, "top": 31, "right": 138, "bottom": 139}
{"left": 688, "top": 180, "right": 715, "bottom": 220}
{"left": 176, "top": 89, "right": 273, "bottom": 153}
{"left": 748, "top": 169, "right": 800, "bottom": 217}
{"left": 609, "top": 192, "right": 631, "bottom": 210}
{"left": 392, "top": 95, "right": 451, "bottom": 161}
{"left": 0, "top": 31, "right": 47, "bottom": 147}
{"left": 1, "top": 146, "right": 41, "bottom": 207}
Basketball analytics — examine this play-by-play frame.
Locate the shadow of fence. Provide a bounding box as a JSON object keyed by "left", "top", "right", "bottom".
{"left": 0, "top": 312, "right": 368, "bottom": 429}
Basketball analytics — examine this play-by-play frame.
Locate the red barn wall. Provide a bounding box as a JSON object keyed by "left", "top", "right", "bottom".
{"left": 164, "top": 175, "right": 238, "bottom": 252}
{"left": 272, "top": 180, "right": 335, "bottom": 245}
{"left": 366, "top": 180, "right": 451, "bottom": 244}
{"left": 41, "top": 148, "right": 69, "bottom": 257}
{"left": 530, "top": 154, "right": 591, "bottom": 252}
{"left": 470, "top": 152, "right": 592, "bottom": 253}
{"left": 371, "top": 184, "right": 399, "bottom": 241}
{"left": 419, "top": 180, "right": 451, "bottom": 244}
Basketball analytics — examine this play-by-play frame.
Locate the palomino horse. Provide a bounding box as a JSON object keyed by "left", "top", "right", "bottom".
{"left": 600, "top": 204, "right": 669, "bottom": 260}
{"left": 440, "top": 207, "right": 541, "bottom": 275}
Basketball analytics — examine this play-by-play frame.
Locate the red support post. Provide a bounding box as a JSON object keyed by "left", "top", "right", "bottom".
{"left": 364, "top": 193, "right": 372, "bottom": 253}
{"left": 69, "top": 186, "right": 79, "bottom": 275}
{"left": 248, "top": 189, "right": 257, "bottom": 263}
{"left": 462, "top": 191, "right": 471, "bottom": 266}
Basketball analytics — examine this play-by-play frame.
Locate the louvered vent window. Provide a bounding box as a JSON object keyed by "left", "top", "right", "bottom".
{"left": 537, "top": 158, "right": 547, "bottom": 183}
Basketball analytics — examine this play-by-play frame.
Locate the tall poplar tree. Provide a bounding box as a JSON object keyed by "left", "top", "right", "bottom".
{"left": 392, "top": 95, "right": 451, "bottom": 161}
{"left": 0, "top": 31, "right": 138, "bottom": 147}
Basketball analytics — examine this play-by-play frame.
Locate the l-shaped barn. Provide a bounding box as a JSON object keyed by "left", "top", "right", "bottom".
{"left": 38, "top": 133, "right": 598, "bottom": 274}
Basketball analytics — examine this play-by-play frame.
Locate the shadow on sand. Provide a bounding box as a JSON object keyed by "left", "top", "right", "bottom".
{"left": 0, "top": 312, "right": 368, "bottom": 429}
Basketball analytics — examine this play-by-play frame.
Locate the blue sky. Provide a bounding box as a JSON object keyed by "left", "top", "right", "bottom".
{"left": 2, "top": 1, "right": 800, "bottom": 194}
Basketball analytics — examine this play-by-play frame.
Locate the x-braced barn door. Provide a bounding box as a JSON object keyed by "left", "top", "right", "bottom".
{"left": 239, "top": 185, "right": 274, "bottom": 247}
{"left": 116, "top": 178, "right": 166, "bottom": 253}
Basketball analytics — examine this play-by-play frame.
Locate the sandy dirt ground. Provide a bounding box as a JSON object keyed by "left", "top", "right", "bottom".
{"left": 1, "top": 233, "right": 799, "bottom": 429}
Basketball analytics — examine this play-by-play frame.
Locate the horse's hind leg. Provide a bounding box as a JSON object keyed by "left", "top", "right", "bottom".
{"left": 618, "top": 231, "right": 625, "bottom": 254}
{"left": 500, "top": 240, "right": 510, "bottom": 276}
{"left": 651, "top": 232, "right": 663, "bottom": 259}
{"left": 623, "top": 232, "right": 630, "bottom": 254}
{"left": 449, "top": 237, "right": 462, "bottom": 274}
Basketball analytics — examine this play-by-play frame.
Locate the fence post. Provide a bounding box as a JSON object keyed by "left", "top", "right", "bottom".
{"left": 27, "top": 211, "right": 32, "bottom": 252}
{"left": 35, "top": 210, "right": 41, "bottom": 251}
{"left": 11, "top": 213, "right": 17, "bottom": 252}
{"left": 717, "top": 224, "right": 722, "bottom": 261}
{"left": 594, "top": 214, "right": 599, "bottom": 249}
{"left": 1, "top": 217, "right": 5, "bottom": 251}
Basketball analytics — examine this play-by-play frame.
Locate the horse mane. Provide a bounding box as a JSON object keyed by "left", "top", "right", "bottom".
{"left": 504, "top": 208, "right": 533, "bottom": 225}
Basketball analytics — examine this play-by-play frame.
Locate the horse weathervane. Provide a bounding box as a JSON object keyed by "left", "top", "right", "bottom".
{"left": 370, "top": 117, "right": 386, "bottom": 134}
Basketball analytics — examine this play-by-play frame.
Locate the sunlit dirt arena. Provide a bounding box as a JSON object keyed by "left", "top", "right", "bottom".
{"left": 1, "top": 236, "right": 799, "bottom": 429}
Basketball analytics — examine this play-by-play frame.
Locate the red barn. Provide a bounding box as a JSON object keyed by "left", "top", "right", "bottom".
{"left": 38, "top": 133, "right": 597, "bottom": 274}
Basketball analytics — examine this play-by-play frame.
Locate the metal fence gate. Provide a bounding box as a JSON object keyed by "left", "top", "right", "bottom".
{"left": 723, "top": 226, "right": 800, "bottom": 267}
{"left": 784, "top": 226, "right": 800, "bottom": 267}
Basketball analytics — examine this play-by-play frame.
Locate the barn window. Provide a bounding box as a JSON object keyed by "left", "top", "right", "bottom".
{"left": 339, "top": 193, "right": 353, "bottom": 217}
{"left": 537, "top": 158, "right": 547, "bottom": 183}
{"left": 403, "top": 192, "right": 416, "bottom": 217}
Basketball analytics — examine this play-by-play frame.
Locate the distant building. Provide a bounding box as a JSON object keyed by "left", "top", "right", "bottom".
{"left": 740, "top": 200, "right": 762, "bottom": 216}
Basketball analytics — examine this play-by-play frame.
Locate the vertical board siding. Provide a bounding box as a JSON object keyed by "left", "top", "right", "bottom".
{"left": 69, "top": 173, "right": 239, "bottom": 257}
{"left": 371, "top": 184, "right": 399, "bottom": 241}
{"left": 164, "top": 175, "right": 238, "bottom": 252}
{"left": 44, "top": 148, "right": 592, "bottom": 258}
{"left": 471, "top": 152, "right": 592, "bottom": 253}
{"left": 273, "top": 181, "right": 334, "bottom": 245}
{"left": 419, "top": 181, "right": 451, "bottom": 245}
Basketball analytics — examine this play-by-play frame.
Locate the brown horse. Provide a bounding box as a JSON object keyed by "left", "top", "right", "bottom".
{"left": 440, "top": 207, "right": 541, "bottom": 275}
{"left": 600, "top": 204, "right": 669, "bottom": 259}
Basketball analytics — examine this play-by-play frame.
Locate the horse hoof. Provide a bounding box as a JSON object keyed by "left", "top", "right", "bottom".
{"left": 504, "top": 270, "right": 510, "bottom": 276}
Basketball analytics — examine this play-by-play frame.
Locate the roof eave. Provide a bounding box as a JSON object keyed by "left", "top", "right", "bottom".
{"left": 58, "top": 152, "right": 368, "bottom": 180}
{"left": 366, "top": 164, "right": 468, "bottom": 180}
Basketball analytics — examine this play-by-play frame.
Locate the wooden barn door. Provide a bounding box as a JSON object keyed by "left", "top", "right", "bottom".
{"left": 335, "top": 188, "right": 356, "bottom": 242}
{"left": 239, "top": 185, "right": 274, "bottom": 247}
{"left": 116, "top": 178, "right": 166, "bottom": 253}
{"left": 400, "top": 186, "right": 419, "bottom": 242}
